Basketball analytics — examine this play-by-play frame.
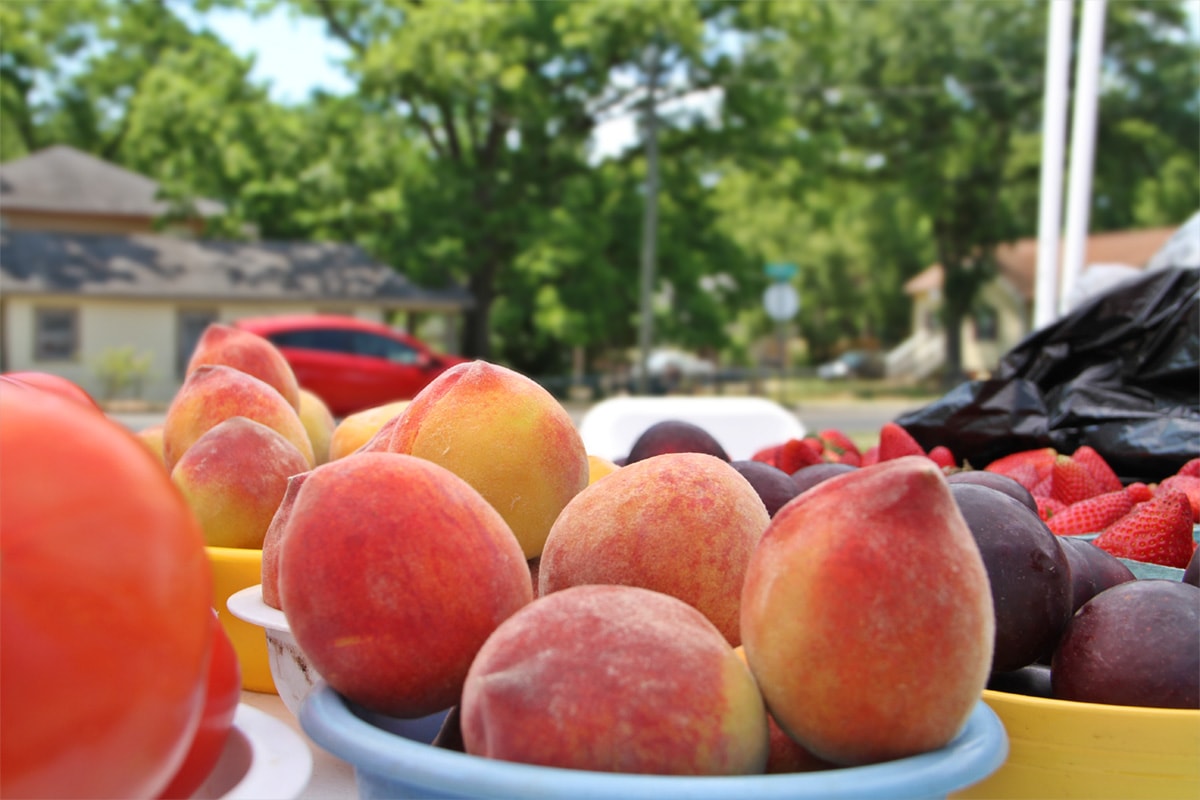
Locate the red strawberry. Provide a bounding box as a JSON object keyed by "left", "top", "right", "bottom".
{"left": 860, "top": 445, "right": 880, "bottom": 467}
{"left": 801, "top": 436, "right": 825, "bottom": 457}
{"left": 1159, "top": 474, "right": 1200, "bottom": 522}
{"left": 1125, "top": 482, "right": 1153, "bottom": 504}
{"left": 1003, "top": 463, "right": 1044, "bottom": 494}
{"left": 984, "top": 447, "right": 1058, "bottom": 479}
{"left": 1178, "top": 457, "right": 1200, "bottom": 478}
{"left": 756, "top": 438, "right": 825, "bottom": 474}
{"left": 818, "top": 428, "right": 861, "bottom": 460}
{"left": 1035, "top": 495, "right": 1067, "bottom": 522}
{"left": 1046, "top": 489, "right": 1134, "bottom": 536}
{"left": 1048, "top": 455, "right": 1101, "bottom": 506}
{"left": 1093, "top": 489, "right": 1195, "bottom": 568}
{"left": 836, "top": 449, "right": 862, "bottom": 467}
{"left": 877, "top": 422, "right": 924, "bottom": 462}
{"left": 1070, "top": 445, "right": 1123, "bottom": 494}
{"left": 927, "top": 445, "right": 956, "bottom": 470}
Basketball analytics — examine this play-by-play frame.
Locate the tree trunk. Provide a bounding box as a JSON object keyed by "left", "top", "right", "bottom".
{"left": 462, "top": 261, "right": 497, "bottom": 360}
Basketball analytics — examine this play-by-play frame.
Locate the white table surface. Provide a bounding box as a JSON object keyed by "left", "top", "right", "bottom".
{"left": 239, "top": 689, "right": 358, "bottom": 799}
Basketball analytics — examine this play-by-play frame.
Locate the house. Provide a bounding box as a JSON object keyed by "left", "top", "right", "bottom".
{"left": 0, "top": 146, "right": 471, "bottom": 404}
{"left": 887, "top": 226, "right": 1179, "bottom": 380}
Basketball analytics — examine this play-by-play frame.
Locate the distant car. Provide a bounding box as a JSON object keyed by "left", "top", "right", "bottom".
{"left": 817, "top": 350, "right": 886, "bottom": 381}
{"left": 233, "top": 314, "right": 468, "bottom": 417}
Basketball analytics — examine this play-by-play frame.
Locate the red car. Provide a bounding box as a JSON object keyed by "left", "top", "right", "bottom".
{"left": 233, "top": 314, "right": 468, "bottom": 417}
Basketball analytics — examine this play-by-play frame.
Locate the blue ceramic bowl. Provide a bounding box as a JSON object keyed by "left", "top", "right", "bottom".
{"left": 300, "top": 682, "right": 1008, "bottom": 800}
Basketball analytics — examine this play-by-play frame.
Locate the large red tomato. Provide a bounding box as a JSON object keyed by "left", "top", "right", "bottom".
{"left": 157, "top": 611, "right": 242, "bottom": 799}
{"left": 0, "top": 385, "right": 215, "bottom": 798}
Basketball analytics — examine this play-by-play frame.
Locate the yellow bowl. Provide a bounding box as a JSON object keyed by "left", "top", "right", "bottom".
{"left": 207, "top": 546, "right": 276, "bottom": 694}
{"left": 952, "top": 689, "right": 1200, "bottom": 799}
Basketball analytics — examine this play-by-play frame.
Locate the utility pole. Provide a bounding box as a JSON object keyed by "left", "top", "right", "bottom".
{"left": 636, "top": 40, "right": 661, "bottom": 395}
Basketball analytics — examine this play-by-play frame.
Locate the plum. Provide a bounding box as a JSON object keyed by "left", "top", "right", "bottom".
{"left": 731, "top": 460, "right": 800, "bottom": 517}
{"left": 1057, "top": 536, "right": 1136, "bottom": 612}
{"left": 1052, "top": 580, "right": 1200, "bottom": 709}
{"left": 1184, "top": 547, "right": 1199, "bottom": 587}
{"left": 986, "top": 664, "right": 1052, "bottom": 698}
{"left": 790, "top": 462, "right": 857, "bottom": 495}
{"left": 946, "top": 470, "right": 1037, "bottom": 514}
{"left": 625, "top": 420, "right": 729, "bottom": 464}
{"left": 950, "top": 483, "right": 1074, "bottom": 673}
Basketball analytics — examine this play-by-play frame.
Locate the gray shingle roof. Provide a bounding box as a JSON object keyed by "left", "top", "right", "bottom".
{"left": 0, "top": 145, "right": 225, "bottom": 218}
{"left": 0, "top": 229, "right": 473, "bottom": 308}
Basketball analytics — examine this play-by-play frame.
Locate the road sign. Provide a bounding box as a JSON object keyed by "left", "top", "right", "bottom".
{"left": 764, "top": 262, "right": 797, "bottom": 282}
{"left": 763, "top": 283, "right": 799, "bottom": 321}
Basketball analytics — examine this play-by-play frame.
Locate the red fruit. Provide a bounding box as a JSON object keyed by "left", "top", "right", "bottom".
{"left": 801, "top": 436, "right": 825, "bottom": 456}
{"left": 1070, "top": 446, "right": 1123, "bottom": 494}
{"left": 1036, "top": 495, "right": 1067, "bottom": 522}
{"left": 836, "top": 449, "right": 862, "bottom": 467}
{"left": 1093, "top": 490, "right": 1195, "bottom": 568}
{"left": 1003, "top": 463, "right": 1043, "bottom": 494}
{"left": 1125, "top": 482, "right": 1154, "bottom": 504}
{"left": 860, "top": 445, "right": 880, "bottom": 467}
{"left": 927, "top": 445, "right": 956, "bottom": 470}
{"left": 1178, "top": 458, "right": 1200, "bottom": 478}
{"left": 876, "top": 422, "right": 924, "bottom": 462}
{"left": 818, "top": 429, "right": 861, "bottom": 460}
{"left": 1159, "top": 475, "right": 1200, "bottom": 523}
{"left": 752, "top": 439, "right": 824, "bottom": 474}
{"left": 984, "top": 448, "right": 1058, "bottom": 480}
{"left": 1046, "top": 490, "right": 1134, "bottom": 537}
{"left": 1048, "top": 455, "right": 1102, "bottom": 506}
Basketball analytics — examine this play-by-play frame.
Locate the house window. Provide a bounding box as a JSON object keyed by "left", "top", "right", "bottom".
{"left": 177, "top": 310, "right": 219, "bottom": 377}
{"left": 974, "top": 305, "right": 998, "bottom": 342}
{"left": 34, "top": 307, "right": 79, "bottom": 361}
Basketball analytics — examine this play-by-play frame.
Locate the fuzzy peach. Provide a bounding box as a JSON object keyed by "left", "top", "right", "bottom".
{"left": 461, "top": 584, "right": 769, "bottom": 775}
{"left": 162, "top": 364, "right": 315, "bottom": 471}
{"left": 297, "top": 388, "right": 335, "bottom": 465}
{"left": 278, "top": 452, "right": 533, "bottom": 718}
{"left": 171, "top": 416, "right": 311, "bottom": 549}
{"left": 740, "top": 456, "right": 994, "bottom": 766}
{"left": 135, "top": 424, "right": 166, "bottom": 466}
{"left": 381, "top": 361, "right": 588, "bottom": 559}
{"left": 186, "top": 322, "right": 301, "bottom": 411}
{"left": 329, "top": 400, "right": 409, "bottom": 460}
{"left": 538, "top": 452, "right": 770, "bottom": 646}
{"left": 259, "top": 472, "right": 308, "bottom": 611}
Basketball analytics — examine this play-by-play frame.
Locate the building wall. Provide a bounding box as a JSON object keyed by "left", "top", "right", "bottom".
{"left": 2, "top": 209, "right": 204, "bottom": 236}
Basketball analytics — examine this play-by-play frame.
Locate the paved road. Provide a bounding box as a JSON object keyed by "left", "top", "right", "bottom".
{"left": 108, "top": 396, "right": 925, "bottom": 440}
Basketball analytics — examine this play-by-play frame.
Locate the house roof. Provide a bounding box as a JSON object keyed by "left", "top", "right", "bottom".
{"left": 0, "top": 145, "right": 225, "bottom": 218}
{"left": 904, "top": 226, "right": 1180, "bottom": 298}
{"left": 0, "top": 229, "right": 473, "bottom": 309}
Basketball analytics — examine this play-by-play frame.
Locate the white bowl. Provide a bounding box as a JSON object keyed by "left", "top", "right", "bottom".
{"left": 191, "top": 702, "right": 313, "bottom": 799}
{"left": 226, "top": 585, "right": 319, "bottom": 716}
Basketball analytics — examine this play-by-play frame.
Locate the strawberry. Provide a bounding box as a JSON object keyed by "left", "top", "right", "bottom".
{"left": 818, "top": 428, "right": 861, "bottom": 460}
{"left": 984, "top": 447, "right": 1058, "bottom": 479}
{"left": 836, "top": 449, "right": 862, "bottom": 467}
{"left": 860, "top": 445, "right": 880, "bottom": 467}
{"left": 877, "top": 422, "right": 924, "bottom": 462}
{"left": 752, "top": 438, "right": 825, "bottom": 474}
{"left": 1047, "top": 455, "right": 1101, "bottom": 506}
{"left": 1159, "top": 474, "right": 1200, "bottom": 522}
{"left": 1046, "top": 489, "right": 1134, "bottom": 536}
{"left": 1035, "top": 495, "right": 1067, "bottom": 522}
{"left": 1178, "top": 457, "right": 1200, "bottom": 478}
{"left": 1070, "top": 445, "right": 1123, "bottom": 494}
{"left": 927, "top": 445, "right": 956, "bottom": 470}
{"left": 1125, "top": 482, "right": 1153, "bottom": 504}
{"left": 1093, "top": 489, "right": 1195, "bottom": 568}
{"left": 1003, "top": 463, "right": 1044, "bottom": 494}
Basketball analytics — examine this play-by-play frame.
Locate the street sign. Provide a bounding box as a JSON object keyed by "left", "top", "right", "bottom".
{"left": 763, "top": 283, "right": 799, "bottom": 321}
{"left": 764, "top": 262, "right": 797, "bottom": 282}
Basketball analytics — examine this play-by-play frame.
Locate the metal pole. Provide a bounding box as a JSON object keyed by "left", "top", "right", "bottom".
{"left": 1033, "top": 0, "right": 1074, "bottom": 330}
{"left": 1060, "top": 0, "right": 1107, "bottom": 315}
{"left": 637, "top": 42, "right": 661, "bottom": 395}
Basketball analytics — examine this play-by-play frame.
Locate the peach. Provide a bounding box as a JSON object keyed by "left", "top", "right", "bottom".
{"left": 135, "top": 424, "right": 166, "bottom": 466}
{"left": 162, "top": 364, "right": 315, "bottom": 471}
{"left": 733, "top": 646, "right": 835, "bottom": 774}
{"left": 260, "top": 472, "right": 308, "bottom": 610}
{"left": 278, "top": 452, "right": 533, "bottom": 718}
{"left": 538, "top": 452, "right": 770, "bottom": 646}
{"left": 460, "top": 584, "right": 769, "bottom": 775}
{"left": 297, "top": 388, "right": 335, "bottom": 465}
{"left": 740, "top": 455, "right": 994, "bottom": 766}
{"left": 381, "top": 361, "right": 589, "bottom": 559}
{"left": 186, "top": 323, "right": 301, "bottom": 411}
{"left": 586, "top": 454, "right": 620, "bottom": 484}
{"left": 329, "top": 400, "right": 409, "bottom": 460}
{"left": 171, "top": 416, "right": 311, "bottom": 549}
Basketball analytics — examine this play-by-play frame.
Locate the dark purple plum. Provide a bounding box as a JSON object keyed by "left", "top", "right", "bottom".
{"left": 1051, "top": 580, "right": 1200, "bottom": 709}
{"left": 625, "top": 420, "right": 729, "bottom": 464}
{"left": 790, "top": 462, "right": 857, "bottom": 495}
{"left": 730, "top": 460, "right": 800, "bottom": 517}
{"left": 1184, "top": 547, "right": 1199, "bottom": 587}
{"left": 986, "top": 664, "right": 1053, "bottom": 698}
{"left": 1058, "top": 535, "right": 1136, "bottom": 612}
{"left": 950, "top": 483, "right": 1074, "bottom": 673}
{"left": 946, "top": 470, "right": 1037, "bottom": 514}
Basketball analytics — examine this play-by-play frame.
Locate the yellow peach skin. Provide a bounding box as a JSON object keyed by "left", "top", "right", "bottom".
{"left": 297, "top": 388, "right": 336, "bottom": 465}
{"left": 328, "top": 400, "right": 409, "bottom": 461}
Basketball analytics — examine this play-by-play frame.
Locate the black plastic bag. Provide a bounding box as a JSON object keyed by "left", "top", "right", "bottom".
{"left": 896, "top": 266, "right": 1199, "bottom": 484}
